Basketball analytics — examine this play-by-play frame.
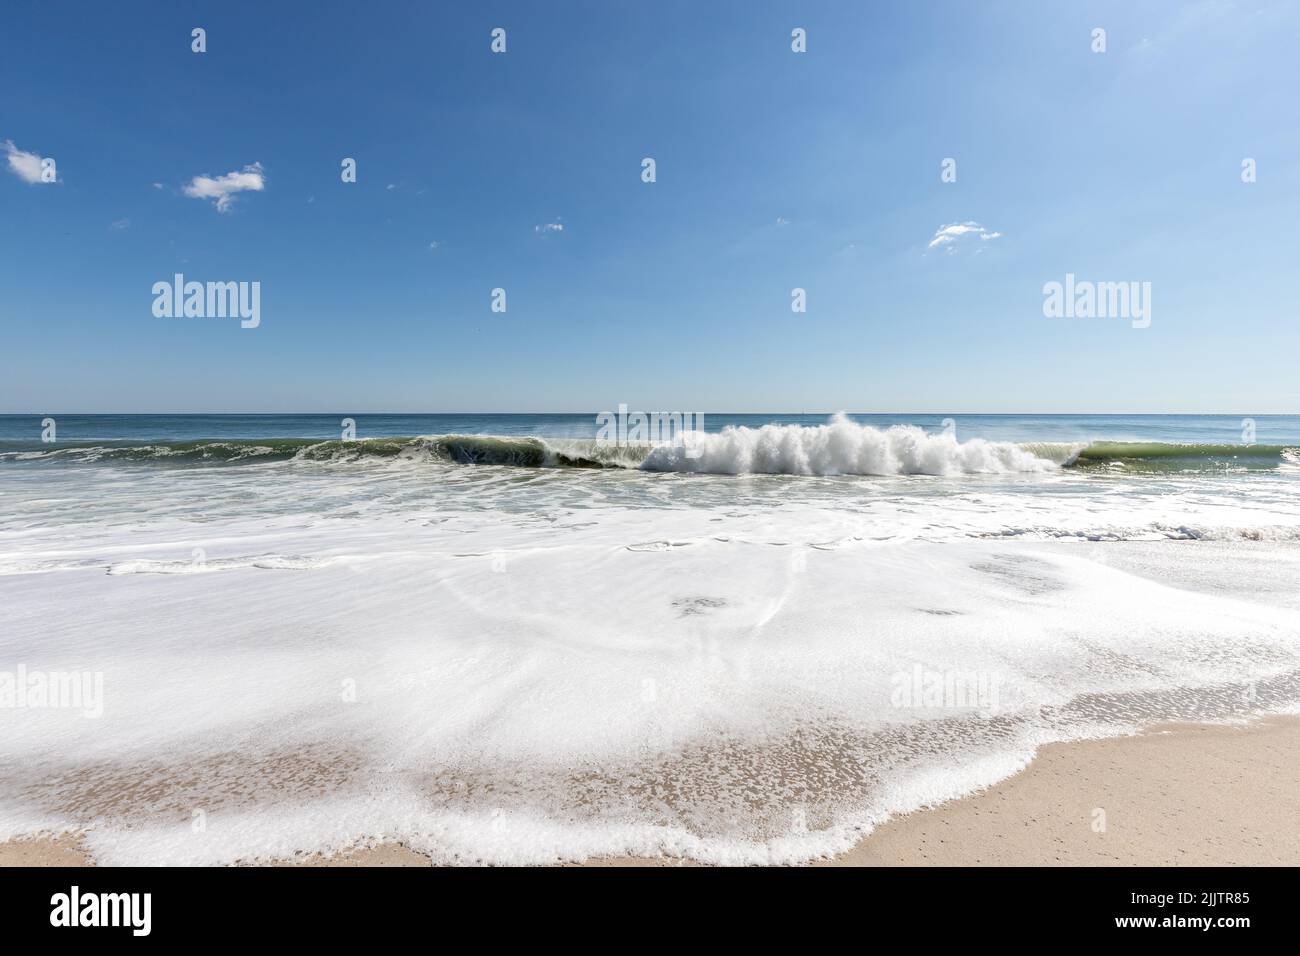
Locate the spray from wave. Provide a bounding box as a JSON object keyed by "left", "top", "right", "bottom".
{"left": 2, "top": 418, "right": 1293, "bottom": 476}
{"left": 642, "top": 414, "right": 1058, "bottom": 476}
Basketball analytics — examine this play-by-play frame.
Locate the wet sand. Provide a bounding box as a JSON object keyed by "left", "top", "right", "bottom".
{"left": 4, "top": 718, "right": 1297, "bottom": 867}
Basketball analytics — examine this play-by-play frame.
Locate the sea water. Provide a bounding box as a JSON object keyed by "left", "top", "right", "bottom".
{"left": 1, "top": 413, "right": 1299, "bottom": 864}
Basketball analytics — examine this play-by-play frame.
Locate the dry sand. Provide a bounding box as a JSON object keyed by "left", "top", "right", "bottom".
{"left": 4, "top": 717, "right": 1297, "bottom": 867}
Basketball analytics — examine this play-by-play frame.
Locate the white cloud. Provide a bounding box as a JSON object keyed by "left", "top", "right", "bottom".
{"left": 534, "top": 220, "right": 564, "bottom": 234}
{"left": 927, "top": 220, "right": 1002, "bottom": 251}
{"left": 2, "top": 139, "right": 55, "bottom": 184}
{"left": 152, "top": 182, "right": 163, "bottom": 189}
{"left": 775, "top": 216, "right": 792, "bottom": 226}
{"left": 428, "top": 240, "right": 440, "bottom": 252}
{"left": 110, "top": 218, "right": 131, "bottom": 231}
{"left": 182, "top": 162, "right": 265, "bottom": 213}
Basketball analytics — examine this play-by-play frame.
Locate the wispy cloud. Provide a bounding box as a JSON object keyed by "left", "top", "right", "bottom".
{"left": 927, "top": 220, "right": 1002, "bottom": 252}
{"left": 182, "top": 162, "right": 265, "bottom": 213}
{"left": 2, "top": 139, "right": 55, "bottom": 184}
{"left": 534, "top": 220, "right": 564, "bottom": 235}
{"left": 775, "top": 216, "right": 792, "bottom": 226}
{"left": 110, "top": 218, "right": 131, "bottom": 231}
{"left": 428, "top": 240, "right": 440, "bottom": 252}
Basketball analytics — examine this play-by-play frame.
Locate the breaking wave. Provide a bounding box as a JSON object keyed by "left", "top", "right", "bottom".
{"left": 2, "top": 421, "right": 1294, "bottom": 477}
{"left": 641, "top": 417, "right": 1057, "bottom": 475}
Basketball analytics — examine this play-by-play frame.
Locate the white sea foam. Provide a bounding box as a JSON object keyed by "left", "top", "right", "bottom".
{"left": 3, "top": 454, "right": 1300, "bottom": 865}
{"left": 641, "top": 415, "right": 1060, "bottom": 475}
{"left": 106, "top": 554, "right": 329, "bottom": 575}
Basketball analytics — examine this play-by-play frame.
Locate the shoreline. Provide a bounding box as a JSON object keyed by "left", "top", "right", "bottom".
{"left": 5, "top": 717, "right": 1298, "bottom": 867}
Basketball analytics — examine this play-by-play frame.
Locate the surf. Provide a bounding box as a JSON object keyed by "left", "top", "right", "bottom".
{"left": 1, "top": 425, "right": 1295, "bottom": 477}
{"left": 640, "top": 416, "right": 1058, "bottom": 475}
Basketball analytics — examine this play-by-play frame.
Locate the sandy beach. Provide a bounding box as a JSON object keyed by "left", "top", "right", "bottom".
{"left": 5, "top": 716, "right": 1297, "bottom": 868}
{"left": 6, "top": 0, "right": 1300, "bottom": 906}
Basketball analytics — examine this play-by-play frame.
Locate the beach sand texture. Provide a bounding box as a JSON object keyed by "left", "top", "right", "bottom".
{"left": 4, "top": 718, "right": 1296, "bottom": 867}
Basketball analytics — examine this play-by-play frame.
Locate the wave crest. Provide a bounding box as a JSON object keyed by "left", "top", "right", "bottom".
{"left": 3, "top": 425, "right": 1293, "bottom": 477}
{"left": 641, "top": 415, "right": 1058, "bottom": 476}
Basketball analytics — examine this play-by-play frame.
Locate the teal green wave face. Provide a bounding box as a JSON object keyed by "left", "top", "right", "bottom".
{"left": 1065, "top": 442, "right": 1296, "bottom": 472}
{"left": 0, "top": 435, "right": 651, "bottom": 469}
{"left": 3, "top": 435, "right": 1299, "bottom": 475}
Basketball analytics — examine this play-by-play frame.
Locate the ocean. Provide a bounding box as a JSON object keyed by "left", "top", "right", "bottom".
{"left": 2, "top": 412, "right": 1299, "bottom": 864}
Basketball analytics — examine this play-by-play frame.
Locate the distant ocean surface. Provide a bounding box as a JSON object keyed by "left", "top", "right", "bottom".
{"left": 3, "top": 411, "right": 1300, "bottom": 446}
{"left": 2, "top": 413, "right": 1298, "bottom": 474}
{"left": 3, "top": 412, "right": 1300, "bottom": 865}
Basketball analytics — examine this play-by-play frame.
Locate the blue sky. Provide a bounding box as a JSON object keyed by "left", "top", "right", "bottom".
{"left": 1, "top": 0, "right": 1297, "bottom": 413}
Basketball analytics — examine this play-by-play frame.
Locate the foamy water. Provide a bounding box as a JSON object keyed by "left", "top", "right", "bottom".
{"left": 2, "top": 414, "right": 1300, "bottom": 864}
{"left": 641, "top": 416, "right": 1063, "bottom": 474}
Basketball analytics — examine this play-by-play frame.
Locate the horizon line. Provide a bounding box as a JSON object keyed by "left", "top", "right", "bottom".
{"left": 2, "top": 411, "right": 1296, "bottom": 418}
